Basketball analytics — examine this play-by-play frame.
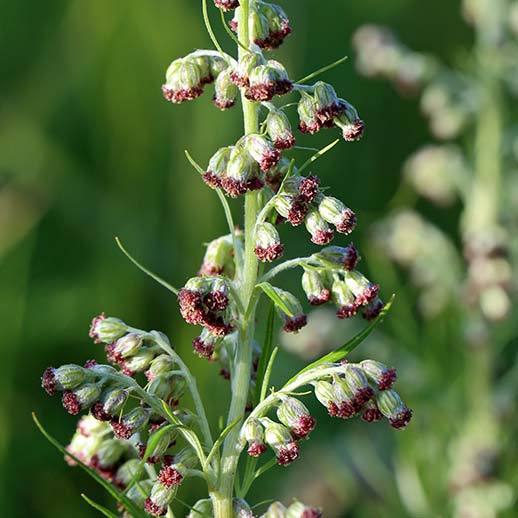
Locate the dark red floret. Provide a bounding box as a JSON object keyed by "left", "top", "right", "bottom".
{"left": 337, "top": 400, "right": 357, "bottom": 419}
{"left": 378, "top": 368, "right": 397, "bottom": 390}
{"left": 283, "top": 314, "right": 307, "bottom": 333}
{"left": 161, "top": 84, "right": 204, "bottom": 104}
{"left": 316, "top": 103, "right": 345, "bottom": 125}
{"left": 362, "top": 407, "right": 383, "bottom": 423}
{"left": 389, "top": 408, "right": 413, "bottom": 429}
{"left": 287, "top": 198, "right": 310, "bottom": 226}
{"left": 245, "top": 80, "right": 293, "bottom": 102}
{"left": 356, "top": 284, "right": 380, "bottom": 306}
{"left": 204, "top": 290, "right": 229, "bottom": 311}
{"left": 342, "top": 243, "right": 359, "bottom": 270}
{"left": 105, "top": 342, "right": 123, "bottom": 365}
{"left": 342, "top": 119, "right": 365, "bottom": 142}
{"left": 229, "top": 70, "right": 249, "bottom": 88}
{"left": 336, "top": 304, "right": 358, "bottom": 319}
{"left": 219, "top": 368, "right": 231, "bottom": 380}
{"left": 254, "top": 23, "right": 292, "bottom": 50}
{"left": 311, "top": 229, "right": 334, "bottom": 246}
{"left": 203, "top": 312, "right": 233, "bottom": 337}
{"left": 258, "top": 148, "right": 281, "bottom": 172}
{"left": 62, "top": 391, "right": 81, "bottom": 415}
{"left": 158, "top": 465, "right": 184, "bottom": 487}
{"left": 308, "top": 289, "right": 331, "bottom": 306}
{"left": 202, "top": 171, "right": 222, "bottom": 190}
{"left": 111, "top": 420, "right": 134, "bottom": 440}
{"left": 254, "top": 243, "right": 284, "bottom": 262}
{"left": 363, "top": 299, "right": 385, "bottom": 321}
{"left": 91, "top": 402, "right": 111, "bottom": 422}
{"left": 298, "top": 175, "right": 320, "bottom": 203}
{"left": 178, "top": 289, "right": 206, "bottom": 325}
{"left": 353, "top": 386, "right": 375, "bottom": 408}
{"left": 89, "top": 313, "right": 106, "bottom": 343}
{"left": 298, "top": 120, "right": 322, "bottom": 135}
{"left": 198, "top": 263, "right": 225, "bottom": 277}
{"left": 42, "top": 368, "right": 56, "bottom": 396}
{"left": 327, "top": 402, "right": 340, "bottom": 417}
{"left": 276, "top": 442, "right": 299, "bottom": 466}
{"left": 247, "top": 442, "right": 267, "bottom": 457}
{"left": 291, "top": 415, "right": 316, "bottom": 439}
{"left": 144, "top": 498, "right": 167, "bottom": 517}
{"left": 336, "top": 209, "right": 357, "bottom": 235}
{"left": 192, "top": 337, "right": 215, "bottom": 359}
{"left": 301, "top": 508, "right": 322, "bottom": 518}
{"left": 274, "top": 134, "right": 296, "bottom": 150}
{"left": 213, "top": 96, "right": 236, "bottom": 110}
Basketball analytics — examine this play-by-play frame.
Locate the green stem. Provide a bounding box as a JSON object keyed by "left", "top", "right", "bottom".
{"left": 211, "top": 1, "right": 261, "bottom": 516}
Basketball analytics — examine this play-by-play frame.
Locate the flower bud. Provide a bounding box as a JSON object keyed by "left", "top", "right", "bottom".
{"left": 243, "top": 417, "right": 267, "bottom": 457}
{"left": 114, "top": 459, "right": 143, "bottom": 489}
{"left": 361, "top": 400, "right": 383, "bottom": 423}
{"left": 305, "top": 208, "right": 335, "bottom": 245}
{"left": 221, "top": 147, "right": 264, "bottom": 198}
{"left": 84, "top": 362, "right": 117, "bottom": 377}
{"left": 188, "top": 499, "right": 213, "bottom": 518}
{"left": 274, "top": 194, "right": 309, "bottom": 226}
{"left": 199, "top": 235, "right": 234, "bottom": 276}
{"left": 261, "top": 418, "right": 300, "bottom": 466}
{"left": 297, "top": 93, "right": 320, "bottom": 134}
{"left": 256, "top": 1, "right": 292, "bottom": 49}
{"left": 277, "top": 396, "right": 316, "bottom": 439}
{"left": 66, "top": 430, "right": 103, "bottom": 466}
{"left": 144, "top": 480, "right": 177, "bottom": 517}
{"left": 112, "top": 332, "right": 143, "bottom": 359}
{"left": 91, "top": 387, "right": 129, "bottom": 421}
{"left": 147, "top": 374, "right": 183, "bottom": 402}
{"left": 334, "top": 100, "right": 365, "bottom": 142}
{"left": 214, "top": 0, "right": 239, "bottom": 11}
{"left": 255, "top": 222, "right": 284, "bottom": 262}
{"left": 266, "top": 109, "right": 296, "bottom": 150}
{"left": 376, "top": 390, "right": 412, "bottom": 429}
{"left": 127, "top": 479, "right": 153, "bottom": 507}
{"left": 286, "top": 501, "right": 322, "bottom": 518}
{"left": 344, "top": 271, "right": 379, "bottom": 306}
{"left": 77, "top": 415, "right": 110, "bottom": 437}
{"left": 162, "top": 58, "right": 204, "bottom": 104}
{"left": 245, "top": 134, "right": 281, "bottom": 172}
{"left": 249, "top": 10, "right": 271, "bottom": 47}
{"left": 146, "top": 354, "right": 175, "bottom": 381}
{"left": 203, "top": 147, "right": 233, "bottom": 190}
{"left": 362, "top": 297, "right": 385, "bottom": 321}
{"left": 231, "top": 52, "right": 264, "bottom": 87}
{"left": 313, "top": 81, "right": 344, "bottom": 125}
{"left": 190, "top": 55, "right": 214, "bottom": 85}
{"left": 331, "top": 374, "right": 358, "bottom": 419}
{"left": 343, "top": 364, "right": 374, "bottom": 407}
{"left": 89, "top": 314, "right": 128, "bottom": 344}
{"left": 262, "top": 502, "right": 288, "bottom": 518}
{"left": 192, "top": 328, "right": 220, "bottom": 359}
{"left": 360, "top": 359, "right": 397, "bottom": 391}
{"left": 272, "top": 287, "right": 307, "bottom": 333}
{"left": 331, "top": 278, "right": 357, "bottom": 319}
{"left": 312, "top": 380, "right": 340, "bottom": 417}
{"left": 213, "top": 67, "right": 238, "bottom": 110}
{"left": 318, "top": 196, "right": 357, "bottom": 235}
{"left": 315, "top": 244, "right": 360, "bottom": 271}
{"left": 111, "top": 407, "right": 151, "bottom": 439}
{"left": 90, "top": 438, "right": 126, "bottom": 470}
{"left": 42, "top": 365, "right": 87, "bottom": 396}
{"left": 62, "top": 383, "right": 101, "bottom": 415}
{"left": 145, "top": 427, "right": 177, "bottom": 464}
{"left": 245, "top": 60, "right": 293, "bottom": 102}
{"left": 121, "top": 348, "right": 155, "bottom": 376}
{"left": 302, "top": 270, "right": 330, "bottom": 306}
{"left": 234, "top": 498, "right": 254, "bottom": 518}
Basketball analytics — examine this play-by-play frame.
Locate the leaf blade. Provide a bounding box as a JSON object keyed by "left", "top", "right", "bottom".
{"left": 81, "top": 494, "right": 119, "bottom": 518}
{"left": 256, "top": 282, "right": 293, "bottom": 317}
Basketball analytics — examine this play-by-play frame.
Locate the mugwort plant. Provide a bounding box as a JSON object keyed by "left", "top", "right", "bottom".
{"left": 37, "top": 1, "right": 411, "bottom": 516}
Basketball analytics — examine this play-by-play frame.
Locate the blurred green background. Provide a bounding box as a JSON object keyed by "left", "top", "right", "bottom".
{"left": 1, "top": 0, "right": 516, "bottom": 517}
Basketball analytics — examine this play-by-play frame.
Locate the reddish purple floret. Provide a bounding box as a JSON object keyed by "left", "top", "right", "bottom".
{"left": 311, "top": 229, "right": 334, "bottom": 246}
{"left": 255, "top": 243, "right": 284, "bottom": 262}
{"left": 287, "top": 198, "right": 310, "bottom": 226}
{"left": 378, "top": 368, "right": 397, "bottom": 390}
{"left": 389, "top": 408, "right": 413, "bottom": 429}
{"left": 316, "top": 103, "right": 345, "bottom": 125}
{"left": 342, "top": 243, "right": 359, "bottom": 270}
{"left": 213, "top": 96, "right": 236, "bottom": 110}
{"left": 283, "top": 314, "right": 308, "bottom": 333}
{"left": 161, "top": 84, "right": 204, "bottom": 104}
{"left": 178, "top": 289, "right": 205, "bottom": 325}
{"left": 245, "top": 80, "right": 293, "bottom": 102}
{"left": 89, "top": 313, "right": 106, "bottom": 343}
{"left": 276, "top": 441, "right": 299, "bottom": 466}
{"left": 342, "top": 119, "right": 365, "bottom": 142}
{"left": 356, "top": 284, "right": 380, "bottom": 306}
{"left": 198, "top": 263, "right": 225, "bottom": 277}
{"left": 362, "top": 407, "right": 383, "bottom": 423}
{"left": 111, "top": 420, "right": 134, "bottom": 440}
{"left": 298, "top": 175, "right": 320, "bottom": 203}
{"left": 274, "top": 134, "right": 296, "bottom": 150}
{"left": 202, "top": 171, "right": 222, "bottom": 190}
{"left": 254, "top": 22, "right": 292, "bottom": 50}
{"left": 221, "top": 176, "right": 264, "bottom": 198}
{"left": 353, "top": 386, "right": 375, "bottom": 408}
{"left": 258, "top": 148, "right": 281, "bottom": 172}
{"left": 91, "top": 402, "right": 111, "bottom": 422}
{"left": 144, "top": 498, "right": 167, "bottom": 517}
{"left": 299, "top": 120, "right": 322, "bottom": 135}
{"left": 336, "top": 209, "right": 357, "bottom": 235}
{"left": 158, "top": 465, "right": 184, "bottom": 487}
{"left": 291, "top": 415, "right": 317, "bottom": 439}
{"left": 337, "top": 400, "right": 357, "bottom": 419}
{"left": 363, "top": 299, "right": 385, "bottom": 321}
{"left": 327, "top": 402, "right": 340, "bottom": 417}
{"left": 214, "top": 0, "right": 239, "bottom": 11}
{"left": 62, "top": 391, "right": 81, "bottom": 415}
{"left": 247, "top": 442, "right": 267, "bottom": 458}
{"left": 301, "top": 509, "right": 323, "bottom": 518}
{"left": 42, "top": 367, "right": 56, "bottom": 396}
{"left": 230, "top": 70, "right": 249, "bottom": 88}
{"left": 204, "top": 290, "right": 229, "bottom": 312}
{"left": 336, "top": 304, "right": 358, "bottom": 319}
{"left": 192, "top": 337, "right": 215, "bottom": 359}
{"left": 308, "top": 289, "right": 331, "bottom": 306}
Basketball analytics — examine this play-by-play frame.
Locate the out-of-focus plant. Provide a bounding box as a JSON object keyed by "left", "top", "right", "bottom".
{"left": 35, "top": 1, "right": 413, "bottom": 517}
{"left": 350, "top": 0, "right": 517, "bottom": 516}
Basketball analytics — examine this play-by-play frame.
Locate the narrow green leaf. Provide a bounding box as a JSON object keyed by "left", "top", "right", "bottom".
{"left": 254, "top": 457, "right": 277, "bottom": 480}
{"left": 205, "top": 417, "right": 241, "bottom": 467}
{"left": 260, "top": 347, "right": 278, "bottom": 403}
{"left": 296, "top": 55, "right": 349, "bottom": 84}
{"left": 115, "top": 237, "right": 179, "bottom": 295}
{"left": 143, "top": 424, "right": 178, "bottom": 461}
{"left": 33, "top": 413, "right": 146, "bottom": 518}
{"left": 81, "top": 494, "right": 119, "bottom": 518}
{"left": 254, "top": 303, "right": 276, "bottom": 405}
{"left": 287, "top": 295, "right": 395, "bottom": 384}
{"left": 298, "top": 139, "right": 340, "bottom": 175}
{"left": 256, "top": 282, "right": 293, "bottom": 317}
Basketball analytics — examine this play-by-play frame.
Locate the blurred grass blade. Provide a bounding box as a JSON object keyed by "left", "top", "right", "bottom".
{"left": 254, "top": 303, "right": 276, "bottom": 404}
{"left": 287, "top": 295, "right": 395, "bottom": 383}
{"left": 256, "top": 282, "right": 293, "bottom": 317}
{"left": 115, "top": 237, "right": 179, "bottom": 295}
{"left": 32, "top": 413, "right": 147, "bottom": 518}
{"left": 81, "top": 494, "right": 119, "bottom": 518}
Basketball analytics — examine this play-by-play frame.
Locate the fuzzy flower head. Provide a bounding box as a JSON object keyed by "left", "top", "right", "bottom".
{"left": 199, "top": 234, "right": 235, "bottom": 277}
{"left": 221, "top": 146, "right": 264, "bottom": 198}
{"left": 111, "top": 407, "right": 151, "bottom": 439}
{"left": 231, "top": 52, "right": 264, "bottom": 87}
{"left": 344, "top": 270, "right": 380, "bottom": 307}
{"left": 376, "top": 389, "right": 413, "bottom": 429}
{"left": 266, "top": 109, "right": 296, "bottom": 150}
{"left": 192, "top": 328, "right": 220, "bottom": 359}
{"left": 301, "top": 269, "right": 331, "bottom": 306}
{"left": 162, "top": 57, "right": 204, "bottom": 104}
{"left": 342, "top": 364, "right": 375, "bottom": 408}
{"left": 42, "top": 365, "right": 87, "bottom": 396}
{"left": 253, "top": 1, "right": 292, "bottom": 49}
{"left": 89, "top": 314, "right": 128, "bottom": 344}
{"left": 360, "top": 360, "right": 397, "bottom": 390}
{"left": 313, "top": 81, "right": 345, "bottom": 126}
{"left": 332, "top": 278, "right": 358, "bottom": 319}
{"left": 214, "top": 0, "right": 239, "bottom": 11}
{"left": 276, "top": 396, "right": 316, "bottom": 439}
{"left": 261, "top": 418, "right": 300, "bottom": 466}
{"left": 318, "top": 196, "right": 357, "bottom": 235}
{"left": 334, "top": 100, "right": 365, "bottom": 142}
{"left": 274, "top": 194, "right": 310, "bottom": 226}
{"left": 272, "top": 287, "right": 308, "bottom": 333}
{"left": 213, "top": 67, "right": 238, "bottom": 110}
{"left": 245, "top": 60, "right": 293, "bottom": 102}
{"left": 255, "top": 222, "right": 284, "bottom": 262}
{"left": 305, "top": 208, "right": 335, "bottom": 245}
{"left": 203, "top": 146, "right": 233, "bottom": 190}
{"left": 315, "top": 245, "right": 360, "bottom": 272}
{"left": 62, "top": 383, "right": 101, "bottom": 415}
{"left": 243, "top": 418, "right": 267, "bottom": 457}
{"left": 244, "top": 134, "right": 281, "bottom": 172}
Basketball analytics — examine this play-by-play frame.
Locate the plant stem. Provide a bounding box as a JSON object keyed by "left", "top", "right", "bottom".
{"left": 211, "top": 1, "right": 261, "bottom": 516}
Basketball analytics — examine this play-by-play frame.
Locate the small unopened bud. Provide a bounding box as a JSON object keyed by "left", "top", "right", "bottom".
{"left": 302, "top": 270, "right": 330, "bottom": 306}
{"left": 331, "top": 374, "right": 358, "bottom": 419}
{"left": 263, "top": 502, "right": 288, "bottom": 518}
{"left": 148, "top": 374, "right": 185, "bottom": 403}
{"left": 92, "top": 387, "right": 129, "bottom": 421}
{"left": 231, "top": 52, "right": 263, "bottom": 87}
{"left": 245, "top": 60, "right": 293, "bottom": 102}
{"left": 221, "top": 147, "right": 264, "bottom": 198}
{"left": 286, "top": 501, "right": 322, "bottom": 518}
{"left": 62, "top": 383, "right": 101, "bottom": 415}
{"left": 298, "top": 93, "right": 320, "bottom": 134}
{"left": 362, "top": 297, "right": 385, "bottom": 321}
{"left": 305, "top": 209, "right": 335, "bottom": 245}
{"left": 125, "top": 479, "right": 153, "bottom": 508}
{"left": 318, "top": 196, "right": 357, "bottom": 235}
{"left": 203, "top": 147, "right": 233, "bottom": 190}
{"left": 111, "top": 407, "right": 151, "bottom": 439}
{"left": 344, "top": 271, "right": 379, "bottom": 306}
{"left": 331, "top": 279, "right": 357, "bottom": 319}
{"left": 243, "top": 417, "right": 267, "bottom": 457}
{"left": 120, "top": 348, "right": 155, "bottom": 376}
{"left": 262, "top": 418, "right": 300, "bottom": 466}
{"left": 214, "top": 0, "right": 239, "bottom": 11}
{"left": 234, "top": 498, "right": 254, "bottom": 518}
{"left": 213, "top": 67, "right": 238, "bottom": 110}
{"left": 360, "top": 360, "right": 397, "bottom": 390}
{"left": 274, "top": 194, "right": 309, "bottom": 226}
{"left": 272, "top": 287, "right": 307, "bottom": 333}
{"left": 199, "top": 235, "right": 234, "bottom": 276}
{"left": 343, "top": 364, "right": 374, "bottom": 407}
{"left": 192, "top": 328, "right": 220, "bottom": 359}
{"left": 266, "top": 109, "right": 296, "bottom": 150}
{"left": 277, "top": 396, "right": 316, "bottom": 439}
{"left": 315, "top": 244, "right": 360, "bottom": 271}
{"left": 146, "top": 354, "right": 175, "bottom": 381}
{"left": 42, "top": 365, "right": 87, "bottom": 396}
{"left": 144, "top": 480, "right": 177, "bottom": 517}
{"left": 255, "top": 222, "right": 284, "bottom": 262}
{"left": 253, "top": 1, "right": 292, "bottom": 49}
{"left": 190, "top": 55, "right": 214, "bottom": 85}
{"left": 361, "top": 400, "right": 383, "bottom": 423}
{"left": 245, "top": 134, "right": 281, "bottom": 172}
{"left": 313, "top": 81, "right": 344, "bottom": 125}
{"left": 334, "top": 100, "right": 365, "bottom": 142}
{"left": 91, "top": 438, "right": 126, "bottom": 470}
{"left": 162, "top": 58, "right": 204, "bottom": 104}
{"left": 376, "top": 390, "right": 412, "bottom": 429}
{"left": 112, "top": 333, "right": 143, "bottom": 359}
{"left": 89, "top": 314, "right": 128, "bottom": 344}
{"left": 313, "top": 380, "right": 340, "bottom": 417}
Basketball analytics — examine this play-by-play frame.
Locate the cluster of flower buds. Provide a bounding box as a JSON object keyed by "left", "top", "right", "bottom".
{"left": 231, "top": 52, "right": 293, "bottom": 101}
{"left": 179, "top": 276, "right": 235, "bottom": 336}
{"left": 311, "top": 360, "right": 411, "bottom": 429}
{"left": 297, "top": 82, "right": 365, "bottom": 142}
{"left": 242, "top": 397, "right": 315, "bottom": 465}
{"left": 162, "top": 51, "right": 228, "bottom": 105}
{"left": 199, "top": 233, "right": 238, "bottom": 277}
{"left": 352, "top": 25, "right": 437, "bottom": 94}
{"left": 260, "top": 501, "right": 322, "bottom": 518}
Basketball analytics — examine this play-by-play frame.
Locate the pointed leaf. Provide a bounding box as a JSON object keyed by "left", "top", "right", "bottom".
{"left": 81, "top": 494, "right": 119, "bottom": 518}
{"left": 256, "top": 282, "right": 293, "bottom": 317}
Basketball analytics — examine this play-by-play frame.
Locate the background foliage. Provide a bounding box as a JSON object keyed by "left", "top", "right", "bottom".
{"left": 1, "top": 0, "right": 515, "bottom": 516}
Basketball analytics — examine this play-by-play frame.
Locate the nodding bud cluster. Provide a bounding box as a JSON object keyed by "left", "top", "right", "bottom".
{"left": 230, "top": 2, "right": 292, "bottom": 50}
{"left": 255, "top": 222, "right": 284, "bottom": 262}
{"left": 178, "top": 276, "right": 234, "bottom": 336}
{"left": 199, "top": 234, "right": 237, "bottom": 277}
{"left": 261, "top": 501, "right": 322, "bottom": 518}
{"left": 162, "top": 52, "right": 228, "bottom": 104}
{"left": 298, "top": 82, "right": 365, "bottom": 142}
{"left": 310, "top": 361, "right": 411, "bottom": 429}
{"left": 272, "top": 287, "right": 307, "bottom": 333}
